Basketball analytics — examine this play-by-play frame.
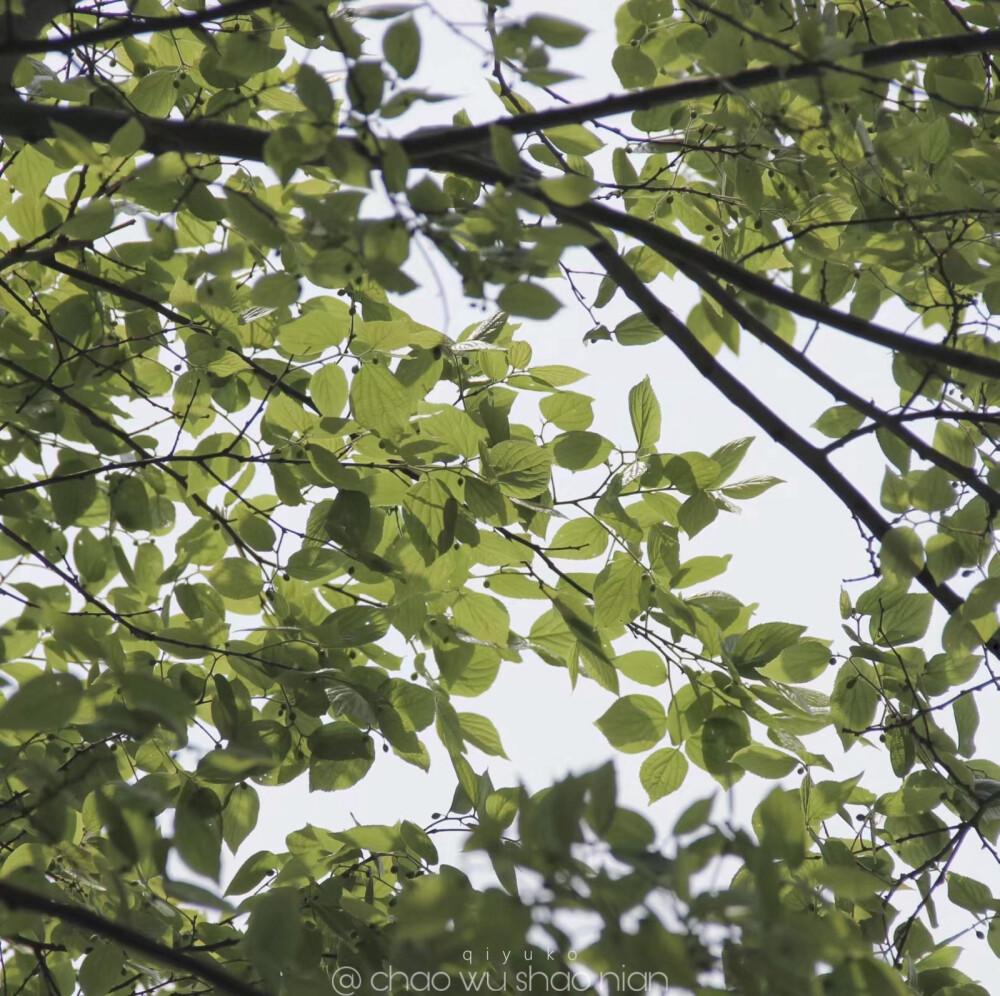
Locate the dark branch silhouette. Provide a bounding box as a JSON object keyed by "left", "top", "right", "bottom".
{"left": 0, "top": 881, "right": 272, "bottom": 996}
{"left": 0, "top": 0, "right": 275, "bottom": 55}
{"left": 582, "top": 232, "right": 971, "bottom": 624}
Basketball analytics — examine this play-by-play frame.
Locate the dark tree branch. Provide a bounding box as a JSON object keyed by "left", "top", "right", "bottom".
{"left": 12, "top": 18, "right": 999, "bottom": 156}
{"left": 3, "top": 99, "right": 993, "bottom": 386}
{"left": 829, "top": 409, "right": 1000, "bottom": 450}
{"left": 0, "top": 0, "right": 76, "bottom": 85}
{"left": 40, "top": 255, "right": 319, "bottom": 415}
{"left": 0, "top": 100, "right": 269, "bottom": 160}
{"left": 567, "top": 198, "right": 1000, "bottom": 384}
{"left": 399, "top": 27, "right": 1000, "bottom": 158}
{"left": 678, "top": 260, "right": 1000, "bottom": 512}
{"left": 0, "top": 0, "right": 279, "bottom": 55}
{"left": 580, "top": 228, "right": 968, "bottom": 621}
{"left": 0, "top": 880, "right": 272, "bottom": 996}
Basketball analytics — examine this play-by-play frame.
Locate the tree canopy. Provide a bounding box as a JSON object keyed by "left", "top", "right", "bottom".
{"left": 3, "top": 0, "right": 1000, "bottom": 993}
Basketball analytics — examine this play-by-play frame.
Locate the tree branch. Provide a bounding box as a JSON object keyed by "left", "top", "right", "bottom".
{"left": 3, "top": 98, "right": 991, "bottom": 387}
{"left": 679, "top": 260, "right": 1000, "bottom": 513}
{"left": 0, "top": 0, "right": 76, "bottom": 86}
{"left": 400, "top": 28, "right": 1000, "bottom": 158}
{"left": 41, "top": 255, "right": 319, "bottom": 414}
{"left": 0, "top": 880, "right": 271, "bottom": 996}
{"left": 0, "top": 0, "right": 277, "bottom": 56}
{"left": 581, "top": 228, "right": 967, "bottom": 620}
{"left": 12, "top": 17, "right": 997, "bottom": 156}
{"left": 0, "top": 99, "right": 269, "bottom": 160}
{"left": 567, "top": 198, "right": 1000, "bottom": 385}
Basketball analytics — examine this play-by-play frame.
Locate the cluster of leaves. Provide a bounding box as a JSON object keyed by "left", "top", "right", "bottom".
{"left": 3, "top": 0, "right": 1000, "bottom": 994}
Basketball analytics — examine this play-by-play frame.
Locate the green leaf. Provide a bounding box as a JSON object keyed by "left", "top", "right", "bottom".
{"left": 831, "top": 660, "right": 878, "bottom": 735}
{"left": 279, "top": 305, "right": 351, "bottom": 355}
{"left": 919, "top": 117, "right": 951, "bottom": 164}
{"left": 613, "top": 44, "right": 657, "bottom": 88}
{"left": 498, "top": 282, "right": 561, "bottom": 319}
{"left": 225, "top": 850, "right": 279, "bottom": 896}
{"left": 709, "top": 437, "right": 753, "bottom": 485}
{"left": 539, "top": 391, "right": 594, "bottom": 431}
{"left": 594, "top": 555, "right": 645, "bottom": 629}
{"left": 80, "top": 943, "right": 125, "bottom": 996}
{"left": 384, "top": 17, "right": 421, "bottom": 79}
{"left": 110, "top": 475, "right": 151, "bottom": 531}
{"left": 49, "top": 460, "right": 98, "bottom": 526}
{"left": 538, "top": 174, "right": 597, "bottom": 206}
{"left": 870, "top": 593, "right": 934, "bottom": 646}
{"left": 251, "top": 272, "right": 300, "bottom": 308}
{"left": 549, "top": 517, "right": 609, "bottom": 560}
{"left": 223, "top": 783, "right": 260, "bottom": 853}
{"left": 687, "top": 714, "right": 750, "bottom": 778}
{"left": 529, "top": 365, "right": 586, "bottom": 386}
{"left": 677, "top": 491, "right": 717, "bottom": 538}
{"left": 489, "top": 439, "right": 552, "bottom": 498}
{"left": 719, "top": 475, "right": 783, "bottom": 499}
{"left": 674, "top": 795, "right": 714, "bottom": 835}
{"left": 308, "top": 723, "right": 375, "bottom": 761}
{"left": 640, "top": 747, "right": 688, "bottom": 802}
{"left": 295, "top": 63, "right": 335, "bottom": 119}
{"left": 613, "top": 312, "right": 661, "bottom": 345}
{"left": 458, "top": 712, "right": 508, "bottom": 757}
{"left": 595, "top": 695, "right": 667, "bottom": 753}
{"left": 198, "top": 747, "right": 274, "bottom": 782}
{"left": 954, "top": 694, "right": 979, "bottom": 757}
{"left": 880, "top": 526, "right": 925, "bottom": 580}
{"left": 813, "top": 405, "right": 866, "bottom": 438}
{"left": 109, "top": 117, "right": 145, "bottom": 157}
{"left": 453, "top": 591, "right": 509, "bottom": 644}
{"left": 245, "top": 887, "right": 303, "bottom": 976}
{"left": 947, "top": 872, "right": 994, "bottom": 913}
{"left": 731, "top": 622, "right": 807, "bottom": 669}
{"left": 208, "top": 558, "right": 263, "bottom": 600}
{"left": 756, "top": 788, "right": 806, "bottom": 867}
{"left": 886, "top": 726, "right": 915, "bottom": 779}
{"left": 175, "top": 785, "right": 223, "bottom": 880}
{"left": 761, "top": 639, "right": 831, "bottom": 683}
{"left": 346, "top": 60, "right": 386, "bottom": 115}
{"left": 731, "top": 744, "right": 798, "bottom": 778}
{"left": 350, "top": 361, "right": 412, "bottom": 437}
{"left": 60, "top": 199, "right": 115, "bottom": 240}
{"left": 628, "top": 375, "right": 661, "bottom": 451}
{"left": 129, "top": 69, "right": 177, "bottom": 116}
{"left": 551, "top": 431, "right": 613, "bottom": 470}
{"left": 672, "top": 554, "right": 731, "bottom": 588}
{"left": 525, "top": 15, "right": 588, "bottom": 47}
{"left": 616, "top": 650, "right": 666, "bottom": 686}
{"left": 422, "top": 406, "right": 488, "bottom": 456}
{"left": 0, "top": 672, "right": 81, "bottom": 731}
{"left": 318, "top": 606, "right": 392, "bottom": 647}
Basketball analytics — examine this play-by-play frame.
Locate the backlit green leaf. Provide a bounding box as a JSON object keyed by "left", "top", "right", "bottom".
{"left": 0, "top": 672, "right": 81, "bottom": 731}
{"left": 595, "top": 695, "right": 667, "bottom": 753}
{"left": 208, "top": 558, "right": 263, "bottom": 600}
{"left": 640, "top": 747, "right": 688, "bottom": 802}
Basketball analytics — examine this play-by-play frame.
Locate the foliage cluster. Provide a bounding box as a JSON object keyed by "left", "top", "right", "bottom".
{"left": 3, "top": 1, "right": 1000, "bottom": 994}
